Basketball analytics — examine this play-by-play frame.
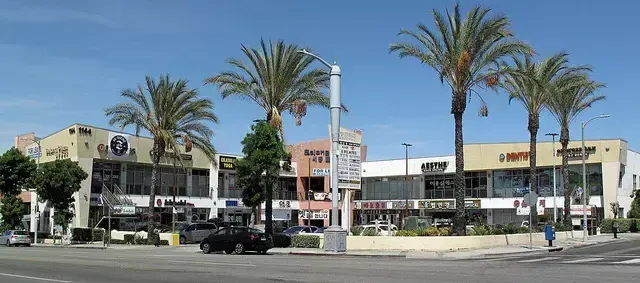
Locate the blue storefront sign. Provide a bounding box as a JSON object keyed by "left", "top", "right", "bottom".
{"left": 225, "top": 200, "right": 238, "bottom": 207}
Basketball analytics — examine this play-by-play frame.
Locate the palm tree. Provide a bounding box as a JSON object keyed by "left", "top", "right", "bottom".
{"left": 105, "top": 75, "right": 219, "bottom": 241}
{"left": 502, "top": 53, "right": 587, "bottom": 225}
{"left": 389, "top": 4, "right": 533, "bottom": 235}
{"left": 205, "top": 39, "right": 334, "bottom": 131}
{"left": 205, "top": 39, "right": 335, "bottom": 232}
{"left": 546, "top": 74, "right": 605, "bottom": 226}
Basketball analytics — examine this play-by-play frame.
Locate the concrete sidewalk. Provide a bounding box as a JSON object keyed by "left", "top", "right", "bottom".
{"left": 270, "top": 233, "right": 636, "bottom": 259}
{"left": 30, "top": 243, "right": 185, "bottom": 250}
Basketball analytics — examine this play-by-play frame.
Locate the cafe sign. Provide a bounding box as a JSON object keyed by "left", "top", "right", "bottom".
{"left": 418, "top": 200, "right": 455, "bottom": 210}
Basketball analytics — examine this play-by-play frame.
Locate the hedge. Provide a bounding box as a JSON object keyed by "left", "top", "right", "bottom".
{"left": 291, "top": 235, "right": 320, "bottom": 248}
{"left": 272, "top": 234, "right": 291, "bottom": 248}
{"left": 109, "top": 239, "right": 169, "bottom": 245}
{"left": 601, "top": 219, "right": 640, "bottom": 233}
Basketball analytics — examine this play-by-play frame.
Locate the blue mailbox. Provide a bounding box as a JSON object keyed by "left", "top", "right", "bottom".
{"left": 544, "top": 225, "right": 555, "bottom": 246}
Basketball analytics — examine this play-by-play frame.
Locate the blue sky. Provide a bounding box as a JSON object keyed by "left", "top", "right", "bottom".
{"left": 0, "top": 0, "right": 637, "bottom": 160}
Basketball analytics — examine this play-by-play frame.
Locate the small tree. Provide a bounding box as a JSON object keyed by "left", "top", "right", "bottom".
{"left": 0, "top": 195, "right": 26, "bottom": 229}
{"left": 610, "top": 201, "right": 620, "bottom": 219}
{"left": 0, "top": 147, "right": 37, "bottom": 196}
{"left": 32, "top": 159, "right": 88, "bottom": 232}
{"left": 628, "top": 190, "right": 640, "bottom": 219}
{"left": 236, "top": 121, "right": 290, "bottom": 234}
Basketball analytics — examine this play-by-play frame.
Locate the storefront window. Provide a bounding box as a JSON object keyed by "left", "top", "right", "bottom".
{"left": 191, "top": 169, "right": 210, "bottom": 197}
{"left": 125, "top": 164, "right": 205, "bottom": 197}
{"left": 362, "top": 177, "right": 420, "bottom": 200}
{"left": 465, "top": 172, "right": 488, "bottom": 198}
{"left": 493, "top": 165, "right": 602, "bottom": 198}
{"left": 91, "top": 161, "right": 121, "bottom": 194}
{"left": 425, "top": 175, "right": 455, "bottom": 199}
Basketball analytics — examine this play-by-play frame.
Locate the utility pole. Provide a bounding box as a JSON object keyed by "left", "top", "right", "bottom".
{"left": 401, "top": 143, "right": 412, "bottom": 229}
{"left": 308, "top": 157, "right": 312, "bottom": 227}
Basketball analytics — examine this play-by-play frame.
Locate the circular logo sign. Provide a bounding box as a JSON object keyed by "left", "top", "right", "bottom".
{"left": 513, "top": 200, "right": 520, "bottom": 208}
{"left": 110, "top": 135, "right": 129, "bottom": 156}
{"left": 156, "top": 199, "right": 162, "bottom": 207}
{"left": 499, "top": 153, "right": 506, "bottom": 162}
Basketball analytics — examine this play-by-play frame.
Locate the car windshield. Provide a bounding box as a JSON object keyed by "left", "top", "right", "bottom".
{"left": 285, "top": 226, "right": 303, "bottom": 233}
{"left": 13, "top": 231, "right": 28, "bottom": 235}
{"left": 248, "top": 228, "right": 262, "bottom": 234}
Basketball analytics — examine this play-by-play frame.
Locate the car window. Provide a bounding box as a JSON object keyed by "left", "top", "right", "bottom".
{"left": 204, "top": 224, "right": 216, "bottom": 230}
{"left": 186, "top": 224, "right": 196, "bottom": 231}
{"left": 196, "top": 224, "right": 207, "bottom": 230}
{"left": 214, "top": 228, "right": 227, "bottom": 235}
{"left": 14, "top": 231, "right": 28, "bottom": 235}
{"left": 3, "top": 231, "right": 10, "bottom": 236}
{"left": 285, "top": 226, "right": 303, "bottom": 233}
{"left": 231, "top": 228, "right": 245, "bottom": 235}
{"left": 302, "top": 227, "right": 312, "bottom": 233}
{"left": 248, "top": 228, "right": 262, "bottom": 234}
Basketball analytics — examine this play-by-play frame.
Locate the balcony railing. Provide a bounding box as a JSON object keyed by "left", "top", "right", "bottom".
{"left": 273, "top": 191, "right": 298, "bottom": 201}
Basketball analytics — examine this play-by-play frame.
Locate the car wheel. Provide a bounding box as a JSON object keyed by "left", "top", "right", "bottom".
{"left": 259, "top": 249, "right": 267, "bottom": 255}
{"left": 234, "top": 243, "right": 245, "bottom": 255}
{"left": 224, "top": 248, "right": 234, "bottom": 254}
{"left": 179, "top": 236, "right": 186, "bottom": 245}
{"left": 201, "top": 242, "right": 212, "bottom": 254}
{"left": 6, "top": 240, "right": 11, "bottom": 247}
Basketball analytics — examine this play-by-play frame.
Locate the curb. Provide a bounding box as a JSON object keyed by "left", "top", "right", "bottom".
{"left": 30, "top": 245, "right": 107, "bottom": 250}
{"left": 286, "top": 251, "right": 407, "bottom": 258}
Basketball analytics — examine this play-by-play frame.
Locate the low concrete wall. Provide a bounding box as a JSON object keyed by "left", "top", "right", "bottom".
{"left": 346, "top": 231, "right": 584, "bottom": 251}
{"left": 109, "top": 230, "right": 178, "bottom": 245}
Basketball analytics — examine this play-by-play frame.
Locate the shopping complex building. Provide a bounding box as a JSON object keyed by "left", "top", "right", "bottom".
{"left": 13, "top": 123, "right": 640, "bottom": 234}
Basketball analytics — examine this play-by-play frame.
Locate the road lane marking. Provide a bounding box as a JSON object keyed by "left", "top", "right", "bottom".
{"left": 478, "top": 257, "right": 524, "bottom": 262}
{"left": 562, "top": 258, "right": 604, "bottom": 263}
{"left": 516, "top": 257, "right": 559, "bottom": 263}
{"left": 0, "top": 272, "right": 71, "bottom": 282}
{"left": 169, "top": 260, "right": 256, "bottom": 267}
{"left": 613, "top": 258, "right": 640, "bottom": 264}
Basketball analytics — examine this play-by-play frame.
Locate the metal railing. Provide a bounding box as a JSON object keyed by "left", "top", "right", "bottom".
{"left": 112, "top": 184, "right": 134, "bottom": 205}
{"left": 273, "top": 191, "right": 298, "bottom": 200}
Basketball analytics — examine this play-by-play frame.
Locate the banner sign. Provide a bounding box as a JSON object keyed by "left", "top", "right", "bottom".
{"left": 330, "top": 126, "right": 362, "bottom": 190}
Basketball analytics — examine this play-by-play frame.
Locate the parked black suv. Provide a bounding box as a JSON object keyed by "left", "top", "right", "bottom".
{"left": 200, "top": 227, "right": 273, "bottom": 255}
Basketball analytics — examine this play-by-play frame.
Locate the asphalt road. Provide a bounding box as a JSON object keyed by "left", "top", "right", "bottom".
{"left": 1, "top": 242, "right": 640, "bottom": 283}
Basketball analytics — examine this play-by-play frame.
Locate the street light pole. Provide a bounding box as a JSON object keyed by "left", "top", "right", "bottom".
{"left": 401, "top": 143, "right": 412, "bottom": 229}
{"left": 581, "top": 114, "right": 610, "bottom": 242}
{"left": 545, "top": 133, "right": 558, "bottom": 223}
{"left": 298, "top": 49, "right": 345, "bottom": 252}
{"left": 21, "top": 137, "right": 41, "bottom": 245}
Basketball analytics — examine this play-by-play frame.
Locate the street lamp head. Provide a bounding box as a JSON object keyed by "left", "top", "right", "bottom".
{"left": 401, "top": 143, "right": 413, "bottom": 147}
{"left": 545, "top": 133, "right": 558, "bottom": 137}
{"left": 598, "top": 114, "right": 611, "bottom": 119}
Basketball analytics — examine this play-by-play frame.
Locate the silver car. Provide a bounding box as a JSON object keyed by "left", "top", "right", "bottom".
{"left": 1, "top": 230, "right": 31, "bottom": 247}
{"left": 179, "top": 223, "right": 217, "bottom": 244}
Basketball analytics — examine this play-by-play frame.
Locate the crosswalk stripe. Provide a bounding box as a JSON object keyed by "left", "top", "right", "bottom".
{"left": 613, "top": 258, "right": 640, "bottom": 264}
{"left": 562, "top": 258, "right": 604, "bottom": 263}
{"left": 517, "top": 257, "right": 559, "bottom": 263}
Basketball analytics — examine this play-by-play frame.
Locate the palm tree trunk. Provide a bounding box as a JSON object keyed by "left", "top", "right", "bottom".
{"left": 148, "top": 159, "right": 158, "bottom": 244}
{"left": 265, "top": 174, "right": 274, "bottom": 235}
{"left": 452, "top": 93, "right": 466, "bottom": 236}
{"left": 560, "top": 127, "right": 571, "bottom": 227}
{"left": 528, "top": 114, "right": 539, "bottom": 227}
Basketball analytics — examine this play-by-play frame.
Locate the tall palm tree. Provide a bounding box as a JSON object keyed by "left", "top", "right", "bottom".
{"left": 205, "top": 39, "right": 336, "bottom": 232}
{"left": 546, "top": 75, "right": 605, "bottom": 226}
{"left": 105, "top": 75, "right": 219, "bottom": 241}
{"left": 390, "top": 4, "right": 533, "bottom": 235}
{"left": 502, "top": 53, "right": 587, "bottom": 224}
{"left": 205, "top": 39, "right": 334, "bottom": 131}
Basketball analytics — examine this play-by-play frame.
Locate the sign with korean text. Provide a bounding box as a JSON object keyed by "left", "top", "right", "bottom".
{"left": 304, "top": 149, "right": 330, "bottom": 163}
{"left": 391, "top": 201, "right": 415, "bottom": 209}
{"left": 465, "top": 200, "right": 481, "bottom": 209}
{"left": 361, "top": 201, "right": 387, "bottom": 209}
{"left": 219, "top": 156, "right": 237, "bottom": 170}
{"left": 418, "top": 200, "right": 455, "bottom": 210}
{"left": 329, "top": 126, "right": 362, "bottom": 190}
{"left": 312, "top": 168, "right": 330, "bottom": 176}
{"left": 299, "top": 209, "right": 330, "bottom": 220}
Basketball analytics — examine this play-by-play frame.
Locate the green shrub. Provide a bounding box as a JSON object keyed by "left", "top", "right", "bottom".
{"left": 502, "top": 223, "right": 519, "bottom": 234}
{"left": 124, "top": 234, "right": 135, "bottom": 244}
{"left": 601, "top": 219, "right": 639, "bottom": 233}
{"left": 415, "top": 228, "right": 430, "bottom": 236}
{"left": 553, "top": 221, "right": 572, "bottom": 232}
{"left": 92, "top": 229, "right": 104, "bottom": 241}
{"left": 518, "top": 227, "right": 530, "bottom": 234}
{"left": 272, "top": 234, "right": 291, "bottom": 248}
{"left": 110, "top": 239, "right": 126, "bottom": 244}
{"left": 470, "top": 225, "right": 491, "bottom": 236}
{"left": 396, "top": 230, "right": 418, "bottom": 237}
{"left": 350, "top": 226, "right": 364, "bottom": 236}
{"left": 134, "top": 234, "right": 147, "bottom": 245}
{"left": 491, "top": 228, "right": 504, "bottom": 235}
{"left": 291, "top": 235, "right": 320, "bottom": 248}
{"left": 71, "top": 228, "right": 94, "bottom": 242}
{"left": 425, "top": 227, "right": 440, "bottom": 236}
{"left": 361, "top": 228, "right": 379, "bottom": 236}
{"left": 439, "top": 227, "right": 451, "bottom": 236}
